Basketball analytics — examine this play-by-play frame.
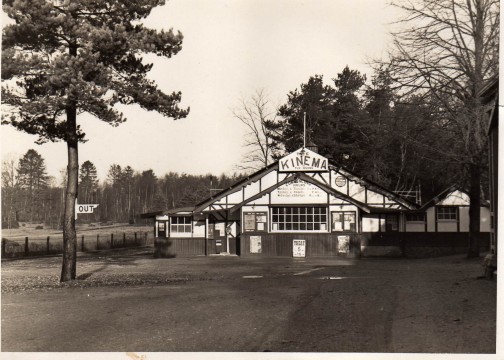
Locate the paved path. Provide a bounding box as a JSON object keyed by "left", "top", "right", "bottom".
{"left": 1, "top": 249, "right": 497, "bottom": 353}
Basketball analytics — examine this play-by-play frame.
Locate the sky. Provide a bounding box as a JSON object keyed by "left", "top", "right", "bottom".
{"left": 1, "top": 0, "right": 400, "bottom": 183}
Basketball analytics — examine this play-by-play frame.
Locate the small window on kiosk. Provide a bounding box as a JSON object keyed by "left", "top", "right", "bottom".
{"left": 331, "top": 211, "right": 356, "bottom": 232}
{"left": 385, "top": 214, "right": 399, "bottom": 232}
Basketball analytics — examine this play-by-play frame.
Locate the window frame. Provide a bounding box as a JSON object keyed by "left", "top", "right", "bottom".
{"left": 331, "top": 211, "right": 357, "bottom": 233}
{"left": 170, "top": 216, "right": 192, "bottom": 233}
{"left": 436, "top": 206, "right": 458, "bottom": 221}
{"left": 405, "top": 213, "right": 426, "bottom": 222}
{"left": 270, "top": 206, "right": 328, "bottom": 233}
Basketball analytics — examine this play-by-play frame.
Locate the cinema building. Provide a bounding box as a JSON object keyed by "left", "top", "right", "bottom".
{"left": 148, "top": 146, "right": 490, "bottom": 258}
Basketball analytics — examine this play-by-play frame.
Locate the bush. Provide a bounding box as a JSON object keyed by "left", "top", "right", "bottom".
{"left": 35, "top": 225, "right": 44, "bottom": 230}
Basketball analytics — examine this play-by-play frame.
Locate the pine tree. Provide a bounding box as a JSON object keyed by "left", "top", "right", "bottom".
{"left": 79, "top": 160, "right": 98, "bottom": 204}
{"left": 16, "top": 149, "right": 48, "bottom": 222}
{"left": 2, "top": 0, "right": 189, "bottom": 281}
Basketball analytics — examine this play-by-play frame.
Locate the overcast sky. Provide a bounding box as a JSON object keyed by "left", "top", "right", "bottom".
{"left": 1, "top": 0, "right": 400, "bottom": 183}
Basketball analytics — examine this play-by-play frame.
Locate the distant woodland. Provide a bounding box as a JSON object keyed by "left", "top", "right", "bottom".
{"left": 1, "top": 149, "right": 244, "bottom": 229}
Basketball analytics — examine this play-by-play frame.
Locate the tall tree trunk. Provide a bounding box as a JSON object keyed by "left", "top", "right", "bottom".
{"left": 467, "top": 163, "right": 481, "bottom": 258}
{"left": 61, "top": 102, "right": 79, "bottom": 282}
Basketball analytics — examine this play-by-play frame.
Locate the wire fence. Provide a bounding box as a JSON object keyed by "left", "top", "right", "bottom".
{"left": 1, "top": 231, "right": 155, "bottom": 259}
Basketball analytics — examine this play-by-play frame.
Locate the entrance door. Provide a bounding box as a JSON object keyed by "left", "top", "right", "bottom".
{"left": 158, "top": 221, "right": 167, "bottom": 238}
{"left": 214, "top": 227, "right": 228, "bottom": 254}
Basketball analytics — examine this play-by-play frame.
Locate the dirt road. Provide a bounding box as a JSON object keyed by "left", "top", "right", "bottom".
{"left": 1, "top": 248, "right": 496, "bottom": 353}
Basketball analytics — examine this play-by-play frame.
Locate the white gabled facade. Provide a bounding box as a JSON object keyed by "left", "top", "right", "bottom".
{"left": 151, "top": 148, "right": 490, "bottom": 257}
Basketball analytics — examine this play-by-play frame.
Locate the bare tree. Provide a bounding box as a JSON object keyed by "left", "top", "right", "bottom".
{"left": 387, "top": 0, "right": 499, "bottom": 257}
{"left": 1, "top": 155, "right": 19, "bottom": 228}
{"left": 233, "top": 89, "right": 278, "bottom": 172}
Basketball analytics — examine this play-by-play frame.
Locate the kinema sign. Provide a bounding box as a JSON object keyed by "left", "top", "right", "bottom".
{"left": 279, "top": 148, "right": 328, "bottom": 172}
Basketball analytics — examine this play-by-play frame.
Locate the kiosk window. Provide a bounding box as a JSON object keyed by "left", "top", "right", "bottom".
{"left": 406, "top": 213, "right": 426, "bottom": 222}
{"left": 385, "top": 214, "right": 399, "bottom": 232}
{"left": 271, "top": 207, "right": 327, "bottom": 231}
{"left": 437, "top": 206, "right": 457, "bottom": 220}
{"left": 332, "top": 211, "right": 356, "bottom": 232}
{"left": 170, "top": 216, "right": 192, "bottom": 233}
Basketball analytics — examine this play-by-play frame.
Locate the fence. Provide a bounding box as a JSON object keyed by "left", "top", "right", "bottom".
{"left": 1, "top": 231, "right": 155, "bottom": 259}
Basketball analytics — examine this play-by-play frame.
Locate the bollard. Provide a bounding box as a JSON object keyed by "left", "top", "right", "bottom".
{"left": 2, "top": 239, "right": 6, "bottom": 257}
{"left": 25, "top": 236, "right": 29, "bottom": 257}
{"left": 111, "top": 233, "right": 114, "bottom": 249}
{"left": 134, "top": 232, "right": 138, "bottom": 246}
{"left": 123, "top": 232, "right": 126, "bottom": 247}
{"left": 97, "top": 234, "right": 100, "bottom": 250}
{"left": 144, "top": 232, "right": 147, "bottom": 245}
{"left": 81, "top": 235, "right": 85, "bottom": 252}
{"left": 47, "top": 236, "right": 50, "bottom": 255}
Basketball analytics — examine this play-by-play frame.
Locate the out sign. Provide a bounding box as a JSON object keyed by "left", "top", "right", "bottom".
{"left": 76, "top": 204, "right": 99, "bottom": 214}
{"left": 74, "top": 204, "right": 99, "bottom": 220}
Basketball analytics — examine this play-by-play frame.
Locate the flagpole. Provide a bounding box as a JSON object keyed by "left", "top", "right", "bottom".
{"left": 303, "top": 112, "right": 306, "bottom": 148}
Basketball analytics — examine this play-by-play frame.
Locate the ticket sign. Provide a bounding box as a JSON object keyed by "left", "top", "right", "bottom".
{"left": 293, "top": 239, "right": 306, "bottom": 257}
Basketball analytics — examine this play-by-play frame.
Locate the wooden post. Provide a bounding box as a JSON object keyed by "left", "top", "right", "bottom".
{"left": 24, "top": 236, "right": 29, "bottom": 257}
{"left": 81, "top": 235, "right": 85, "bottom": 252}
{"left": 123, "top": 232, "right": 126, "bottom": 247}
{"left": 46, "top": 236, "right": 50, "bottom": 255}
{"left": 111, "top": 233, "right": 114, "bottom": 249}
{"left": 144, "top": 231, "right": 147, "bottom": 245}
{"left": 2, "top": 239, "right": 6, "bottom": 258}
{"left": 134, "top": 232, "right": 138, "bottom": 246}
{"left": 97, "top": 234, "right": 99, "bottom": 250}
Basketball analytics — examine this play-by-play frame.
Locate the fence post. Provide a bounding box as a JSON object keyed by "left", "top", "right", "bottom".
{"left": 47, "top": 236, "right": 50, "bottom": 255}
{"left": 25, "top": 236, "right": 29, "bottom": 257}
{"left": 135, "top": 232, "right": 138, "bottom": 246}
{"left": 144, "top": 231, "right": 147, "bottom": 245}
{"left": 2, "top": 239, "right": 6, "bottom": 258}
{"left": 81, "top": 235, "right": 85, "bottom": 252}
{"left": 111, "top": 233, "right": 114, "bottom": 249}
{"left": 123, "top": 232, "right": 126, "bottom": 247}
{"left": 97, "top": 234, "right": 99, "bottom": 250}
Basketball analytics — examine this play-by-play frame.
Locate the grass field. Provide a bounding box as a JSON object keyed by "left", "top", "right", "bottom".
{"left": 1, "top": 222, "right": 154, "bottom": 240}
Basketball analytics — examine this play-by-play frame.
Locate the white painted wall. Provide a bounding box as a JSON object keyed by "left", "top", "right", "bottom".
{"left": 362, "top": 214, "right": 384, "bottom": 232}
{"left": 244, "top": 180, "right": 261, "bottom": 199}
{"left": 459, "top": 207, "right": 470, "bottom": 232}
{"left": 426, "top": 208, "right": 436, "bottom": 232}
{"left": 227, "top": 190, "right": 243, "bottom": 204}
{"left": 193, "top": 220, "right": 206, "bottom": 237}
{"left": 405, "top": 222, "right": 425, "bottom": 232}
{"left": 261, "top": 171, "right": 278, "bottom": 189}
{"left": 481, "top": 207, "right": 491, "bottom": 232}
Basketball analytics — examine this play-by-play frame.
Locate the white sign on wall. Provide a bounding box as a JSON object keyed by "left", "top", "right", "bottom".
{"left": 279, "top": 148, "right": 328, "bottom": 172}
{"left": 338, "top": 235, "right": 350, "bottom": 253}
{"left": 250, "top": 236, "right": 262, "bottom": 253}
{"left": 271, "top": 179, "right": 326, "bottom": 204}
{"left": 293, "top": 239, "right": 306, "bottom": 257}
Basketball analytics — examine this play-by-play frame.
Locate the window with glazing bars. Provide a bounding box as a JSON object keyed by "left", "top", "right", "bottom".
{"left": 437, "top": 207, "right": 457, "bottom": 220}
{"left": 271, "top": 207, "right": 327, "bottom": 231}
{"left": 170, "top": 216, "right": 192, "bottom": 233}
